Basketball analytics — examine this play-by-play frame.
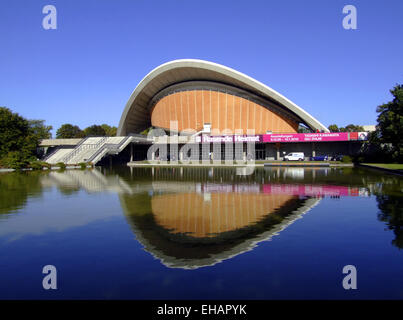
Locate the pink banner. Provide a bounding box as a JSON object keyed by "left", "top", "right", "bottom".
{"left": 198, "top": 183, "right": 359, "bottom": 197}
{"left": 195, "top": 135, "right": 262, "bottom": 143}
{"left": 262, "top": 184, "right": 356, "bottom": 197}
{"left": 263, "top": 132, "right": 349, "bottom": 143}
{"left": 193, "top": 132, "right": 362, "bottom": 143}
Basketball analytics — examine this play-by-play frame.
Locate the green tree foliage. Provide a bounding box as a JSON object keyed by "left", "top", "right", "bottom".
{"left": 339, "top": 124, "right": 364, "bottom": 132}
{"left": 56, "top": 123, "right": 118, "bottom": 138}
{"left": 328, "top": 124, "right": 363, "bottom": 132}
{"left": 375, "top": 84, "right": 403, "bottom": 162}
{"left": 328, "top": 124, "right": 339, "bottom": 132}
{"left": 0, "top": 107, "right": 38, "bottom": 168}
{"left": 28, "top": 120, "right": 53, "bottom": 140}
{"left": 83, "top": 125, "right": 106, "bottom": 137}
{"left": 101, "top": 124, "right": 117, "bottom": 136}
{"left": 56, "top": 124, "right": 85, "bottom": 139}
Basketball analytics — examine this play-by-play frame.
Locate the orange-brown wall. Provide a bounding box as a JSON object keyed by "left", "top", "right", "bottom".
{"left": 151, "top": 90, "right": 299, "bottom": 134}
{"left": 151, "top": 192, "right": 297, "bottom": 238}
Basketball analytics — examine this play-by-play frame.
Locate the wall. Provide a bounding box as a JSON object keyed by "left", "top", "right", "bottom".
{"left": 151, "top": 90, "right": 299, "bottom": 135}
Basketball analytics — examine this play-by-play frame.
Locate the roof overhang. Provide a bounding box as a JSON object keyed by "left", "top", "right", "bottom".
{"left": 117, "top": 59, "right": 329, "bottom": 135}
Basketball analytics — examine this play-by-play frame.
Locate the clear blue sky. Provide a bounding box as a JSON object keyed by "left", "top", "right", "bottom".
{"left": 1, "top": 0, "right": 402, "bottom": 135}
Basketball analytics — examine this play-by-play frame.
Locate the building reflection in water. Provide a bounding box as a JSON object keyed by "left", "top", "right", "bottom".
{"left": 2, "top": 166, "right": 388, "bottom": 269}
{"left": 121, "top": 189, "right": 319, "bottom": 269}
{"left": 119, "top": 167, "right": 373, "bottom": 269}
{"left": 119, "top": 167, "right": 360, "bottom": 270}
{"left": 151, "top": 192, "right": 298, "bottom": 238}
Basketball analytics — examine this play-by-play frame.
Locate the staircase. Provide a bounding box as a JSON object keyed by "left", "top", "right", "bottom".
{"left": 42, "top": 135, "right": 152, "bottom": 165}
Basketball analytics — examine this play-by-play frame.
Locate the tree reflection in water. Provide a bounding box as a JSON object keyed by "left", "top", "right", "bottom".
{"left": 377, "top": 194, "right": 403, "bottom": 249}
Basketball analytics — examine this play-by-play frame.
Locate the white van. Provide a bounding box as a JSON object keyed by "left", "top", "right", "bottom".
{"left": 283, "top": 152, "right": 304, "bottom": 161}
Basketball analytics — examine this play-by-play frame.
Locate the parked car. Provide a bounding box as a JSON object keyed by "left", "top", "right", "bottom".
{"left": 283, "top": 152, "right": 304, "bottom": 161}
{"left": 310, "top": 155, "right": 329, "bottom": 161}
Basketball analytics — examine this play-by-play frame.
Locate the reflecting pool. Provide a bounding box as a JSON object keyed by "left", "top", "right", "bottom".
{"left": 0, "top": 166, "right": 402, "bottom": 299}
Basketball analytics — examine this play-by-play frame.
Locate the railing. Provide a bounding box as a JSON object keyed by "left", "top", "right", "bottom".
{"left": 42, "top": 148, "right": 61, "bottom": 162}
{"left": 58, "top": 137, "right": 88, "bottom": 163}
{"left": 62, "top": 137, "right": 107, "bottom": 164}
{"left": 87, "top": 136, "right": 133, "bottom": 164}
{"left": 86, "top": 146, "right": 109, "bottom": 164}
{"left": 42, "top": 137, "right": 87, "bottom": 162}
{"left": 129, "top": 133, "right": 153, "bottom": 142}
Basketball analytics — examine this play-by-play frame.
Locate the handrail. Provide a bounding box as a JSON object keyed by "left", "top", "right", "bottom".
{"left": 62, "top": 136, "right": 107, "bottom": 163}
{"left": 59, "top": 137, "right": 88, "bottom": 163}
{"left": 43, "top": 137, "right": 87, "bottom": 162}
{"left": 87, "top": 136, "right": 132, "bottom": 164}
{"left": 42, "top": 148, "right": 60, "bottom": 162}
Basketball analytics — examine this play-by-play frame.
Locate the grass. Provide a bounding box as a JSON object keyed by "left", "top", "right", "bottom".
{"left": 363, "top": 163, "right": 403, "bottom": 171}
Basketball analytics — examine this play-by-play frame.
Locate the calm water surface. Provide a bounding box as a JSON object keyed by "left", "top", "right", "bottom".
{"left": 0, "top": 166, "right": 402, "bottom": 299}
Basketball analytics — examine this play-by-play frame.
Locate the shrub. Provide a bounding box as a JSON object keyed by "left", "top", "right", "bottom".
{"left": 352, "top": 155, "right": 365, "bottom": 164}
{"left": 40, "top": 162, "right": 51, "bottom": 169}
{"left": 341, "top": 155, "right": 353, "bottom": 163}
{"left": 56, "top": 162, "right": 66, "bottom": 170}
{"left": 78, "top": 162, "right": 87, "bottom": 170}
{"left": 29, "top": 161, "right": 52, "bottom": 170}
{"left": 1, "top": 151, "right": 32, "bottom": 170}
{"left": 30, "top": 161, "right": 44, "bottom": 170}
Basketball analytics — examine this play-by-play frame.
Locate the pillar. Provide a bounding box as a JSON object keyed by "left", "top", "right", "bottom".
{"left": 276, "top": 143, "right": 280, "bottom": 160}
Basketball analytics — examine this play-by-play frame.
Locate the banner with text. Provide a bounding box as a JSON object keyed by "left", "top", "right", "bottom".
{"left": 262, "top": 132, "right": 350, "bottom": 143}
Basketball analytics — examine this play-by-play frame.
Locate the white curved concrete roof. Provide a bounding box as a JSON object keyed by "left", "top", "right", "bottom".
{"left": 117, "top": 59, "right": 329, "bottom": 135}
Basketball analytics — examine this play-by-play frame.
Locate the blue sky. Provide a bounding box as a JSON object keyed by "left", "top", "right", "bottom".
{"left": 0, "top": 0, "right": 402, "bottom": 135}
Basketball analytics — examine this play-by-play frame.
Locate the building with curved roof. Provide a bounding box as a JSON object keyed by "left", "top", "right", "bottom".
{"left": 117, "top": 59, "right": 329, "bottom": 136}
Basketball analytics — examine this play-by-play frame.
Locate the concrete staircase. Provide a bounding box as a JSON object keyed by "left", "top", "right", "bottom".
{"left": 43, "top": 135, "right": 152, "bottom": 165}
{"left": 57, "top": 136, "right": 133, "bottom": 165}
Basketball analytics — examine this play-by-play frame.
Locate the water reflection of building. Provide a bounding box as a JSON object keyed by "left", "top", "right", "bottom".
{"left": 117, "top": 167, "right": 368, "bottom": 269}
{"left": 38, "top": 168, "right": 353, "bottom": 269}
{"left": 151, "top": 193, "right": 299, "bottom": 238}
{"left": 35, "top": 168, "right": 367, "bottom": 268}
{"left": 40, "top": 169, "right": 134, "bottom": 194}
{"left": 2, "top": 168, "right": 400, "bottom": 253}
{"left": 120, "top": 193, "right": 319, "bottom": 269}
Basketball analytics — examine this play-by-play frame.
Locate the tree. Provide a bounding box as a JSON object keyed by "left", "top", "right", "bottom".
{"left": 28, "top": 120, "right": 53, "bottom": 140}
{"left": 83, "top": 125, "right": 106, "bottom": 137}
{"left": 101, "top": 124, "right": 117, "bottom": 136}
{"left": 56, "top": 124, "right": 84, "bottom": 139}
{"left": 375, "top": 84, "right": 403, "bottom": 162}
{"left": 345, "top": 124, "right": 364, "bottom": 132}
{"left": 0, "top": 107, "right": 39, "bottom": 168}
{"left": 328, "top": 124, "right": 339, "bottom": 132}
{"left": 338, "top": 124, "right": 364, "bottom": 132}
